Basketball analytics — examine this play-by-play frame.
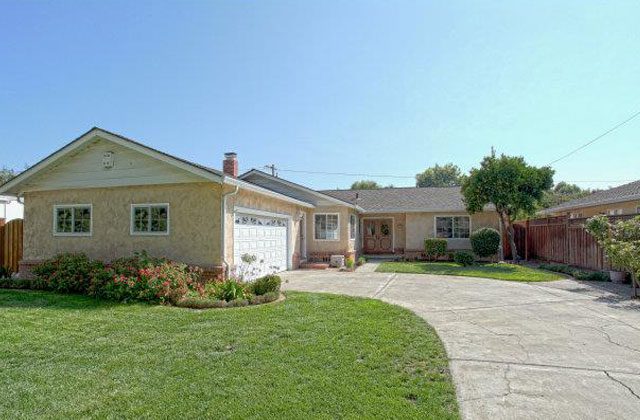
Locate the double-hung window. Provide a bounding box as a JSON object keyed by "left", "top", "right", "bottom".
{"left": 314, "top": 213, "right": 339, "bottom": 240}
{"left": 131, "top": 204, "right": 169, "bottom": 235}
{"left": 54, "top": 204, "right": 92, "bottom": 236}
{"left": 435, "top": 216, "right": 470, "bottom": 239}
{"left": 349, "top": 214, "right": 357, "bottom": 240}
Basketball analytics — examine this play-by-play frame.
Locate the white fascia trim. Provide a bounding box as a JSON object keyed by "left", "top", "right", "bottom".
{"left": 538, "top": 195, "right": 640, "bottom": 215}
{"left": 0, "top": 128, "right": 223, "bottom": 196}
{"left": 239, "top": 169, "right": 360, "bottom": 209}
{"left": 360, "top": 208, "right": 481, "bottom": 214}
{"left": 224, "top": 176, "right": 315, "bottom": 208}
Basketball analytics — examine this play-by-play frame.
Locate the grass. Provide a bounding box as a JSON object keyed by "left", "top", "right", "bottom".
{"left": 0, "top": 290, "right": 458, "bottom": 419}
{"left": 376, "top": 261, "right": 563, "bottom": 282}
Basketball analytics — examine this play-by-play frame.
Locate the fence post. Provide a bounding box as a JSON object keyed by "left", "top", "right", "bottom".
{"left": 524, "top": 219, "right": 530, "bottom": 261}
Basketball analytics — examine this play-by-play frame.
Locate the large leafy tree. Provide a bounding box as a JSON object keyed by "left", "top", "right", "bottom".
{"left": 351, "top": 180, "right": 381, "bottom": 190}
{"left": 0, "top": 167, "right": 17, "bottom": 185}
{"left": 539, "top": 181, "right": 592, "bottom": 209}
{"left": 415, "top": 163, "right": 465, "bottom": 187}
{"left": 461, "top": 153, "right": 554, "bottom": 260}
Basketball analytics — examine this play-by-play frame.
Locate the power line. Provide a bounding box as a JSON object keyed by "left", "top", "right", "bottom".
{"left": 277, "top": 168, "right": 415, "bottom": 179}
{"left": 546, "top": 108, "right": 640, "bottom": 166}
{"left": 275, "top": 167, "right": 635, "bottom": 184}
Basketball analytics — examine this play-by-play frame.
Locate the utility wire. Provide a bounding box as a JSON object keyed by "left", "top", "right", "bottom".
{"left": 546, "top": 108, "right": 640, "bottom": 166}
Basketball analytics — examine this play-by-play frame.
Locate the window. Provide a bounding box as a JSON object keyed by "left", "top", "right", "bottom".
{"left": 314, "top": 213, "right": 339, "bottom": 240}
{"left": 607, "top": 208, "right": 623, "bottom": 216}
{"left": 54, "top": 205, "right": 92, "bottom": 236}
{"left": 569, "top": 212, "right": 583, "bottom": 219}
{"left": 131, "top": 204, "right": 169, "bottom": 235}
{"left": 349, "top": 214, "right": 357, "bottom": 240}
{"left": 435, "top": 216, "right": 470, "bottom": 239}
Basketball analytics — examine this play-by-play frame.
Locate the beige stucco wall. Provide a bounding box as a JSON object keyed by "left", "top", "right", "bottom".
{"left": 549, "top": 200, "right": 640, "bottom": 218}
{"left": 305, "top": 205, "right": 357, "bottom": 255}
{"left": 224, "top": 187, "right": 307, "bottom": 266}
{"left": 23, "top": 182, "right": 223, "bottom": 267}
{"left": 405, "top": 211, "right": 501, "bottom": 251}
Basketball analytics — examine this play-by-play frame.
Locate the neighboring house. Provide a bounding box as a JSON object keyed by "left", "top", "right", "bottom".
{"left": 0, "top": 195, "right": 23, "bottom": 223}
{"left": 539, "top": 180, "right": 640, "bottom": 218}
{"left": 0, "top": 127, "right": 499, "bottom": 279}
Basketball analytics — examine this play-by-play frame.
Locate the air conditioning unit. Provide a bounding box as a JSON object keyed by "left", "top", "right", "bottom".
{"left": 102, "top": 151, "right": 114, "bottom": 169}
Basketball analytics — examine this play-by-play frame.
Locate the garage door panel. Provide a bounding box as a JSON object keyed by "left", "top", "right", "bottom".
{"left": 234, "top": 213, "right": 288, "bottom": 280}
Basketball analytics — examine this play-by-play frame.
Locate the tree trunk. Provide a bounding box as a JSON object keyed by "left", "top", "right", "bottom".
{"left": 499, "top": 211, "right": 520, "bottom": 261}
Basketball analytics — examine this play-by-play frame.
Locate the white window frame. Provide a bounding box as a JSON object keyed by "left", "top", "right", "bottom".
{"left": 313, "top": 213, "right": 340, "bottom": 241}
{"left": 569, "top": 212, "right": 583, "bottom": 219}
{"left": 434, "top": 215, "right": 471, "bottom": 239}
{"left": 53, "top": 204, "right": 93, "bottom": 237}
{"left": 130, "top": 203, "right": 170, "bottom": 236}
{"left": 349, "top": 214, "right": 357, "bottom": 240}
{"left": 607, "top": 208, "right": 623, "bottom": 216}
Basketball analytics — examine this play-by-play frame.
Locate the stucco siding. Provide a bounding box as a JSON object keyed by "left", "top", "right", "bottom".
{"left": 23, "top": 183, "right": 222, "bottom": 267}
{"left": 405, "top": 211, "right": 500, "bottom": 251}
{"left": 306, "top": 206, "right": 356, "bottom": 255}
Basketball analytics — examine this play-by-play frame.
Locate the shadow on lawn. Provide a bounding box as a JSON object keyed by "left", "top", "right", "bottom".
{"left": 0, "top": 289, "right": 123, "bottom": 311}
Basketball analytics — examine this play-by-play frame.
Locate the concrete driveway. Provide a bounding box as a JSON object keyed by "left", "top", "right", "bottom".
{"left": 281, "top": 266, "right": 640, "bottom": 420}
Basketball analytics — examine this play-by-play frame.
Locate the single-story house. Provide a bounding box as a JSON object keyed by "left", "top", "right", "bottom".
{"left": 0, "top": 127, "right": 500, "bottom": 279}
{"left": 539, "top": 180, "right": 640, "bottom": 219}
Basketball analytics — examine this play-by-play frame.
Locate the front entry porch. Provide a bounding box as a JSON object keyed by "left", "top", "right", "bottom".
{"left": 362, "top": 218, "right": 394, "bottom": 254}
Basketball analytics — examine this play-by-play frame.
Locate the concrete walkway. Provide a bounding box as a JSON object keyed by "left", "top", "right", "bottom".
{"left": 281, "top": 269, "right": 640, "bottom": 420}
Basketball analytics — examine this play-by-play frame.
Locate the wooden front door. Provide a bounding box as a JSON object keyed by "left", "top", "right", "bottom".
{"left": 363, "top": 219, "right": 393, "bottom": 254}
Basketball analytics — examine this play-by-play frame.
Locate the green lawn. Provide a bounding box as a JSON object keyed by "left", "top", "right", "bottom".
{"left": 376, "top": 261, "right": 563, "bottom": 282}
{"left": 0, "top": 290, "right": 458, "bottom": 419}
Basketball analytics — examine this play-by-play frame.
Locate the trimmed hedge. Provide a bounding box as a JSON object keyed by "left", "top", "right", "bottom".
{"left": 470, "top": 228, "right": 501, "bottom": 258}
{"left": 424, "top": 239, "right": 447, "bottom": 261}
{"left": 453, "top": 251, "right": 475, "bottom": 266}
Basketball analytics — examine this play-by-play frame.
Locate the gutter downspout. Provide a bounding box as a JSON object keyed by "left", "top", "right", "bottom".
{"left": 221, "top": 183, "right": 239, "bottom": 279}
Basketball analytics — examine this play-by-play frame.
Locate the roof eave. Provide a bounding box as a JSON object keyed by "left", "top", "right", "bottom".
{"left": 539, "top": 194, "right": 640, "bottom": 215}
{"left": 0, "top": 127, "right": 224, "bottom": 196}
{"left": 224, "top": 176, "right": 315, "bottom": 208}
{"left": 239, "top": 169, "right": 359, "bottom": 209}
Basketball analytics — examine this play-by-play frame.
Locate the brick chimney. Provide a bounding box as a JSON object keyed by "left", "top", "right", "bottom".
{"left": 223, "top": 152, "right": 238, "bottom": 177}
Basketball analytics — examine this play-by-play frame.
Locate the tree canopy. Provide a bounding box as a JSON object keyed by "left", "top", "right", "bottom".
{"left": 539, "top": 181, "right": 593, "bottom": 209}
{"left": 0, "top": 167, "right": 17, "bottom": 185}
{"left": 461, "top": 153, "right": 554, "bottom": 260}
{"left": 415, "top": 163, "right": 465, "bottom": 187}
{"left": 350, "top": 180, "right": 382, "bottom": 190}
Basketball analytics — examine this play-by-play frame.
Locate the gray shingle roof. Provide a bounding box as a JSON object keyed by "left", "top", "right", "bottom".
{"left": 542, "top": 180, "right": 640, "bottom": 214}
{"left": 320, "top": 187, "right": 472, "bottom": 212}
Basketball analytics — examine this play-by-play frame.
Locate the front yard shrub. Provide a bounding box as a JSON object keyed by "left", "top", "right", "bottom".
{"left": 470, "top": 228, "right": 501, "bottom": 258}
{"left": 31, "top": 253, "right": 107, "bottom": 294}
{"left": 249, "top": 275, "right": 281, "bottom": 296}
{"left": 345, "top": 257, "right": 355, "bottom": 270}
{"left": 424, "top": 238, "right": 447, "bottom": 261}
{"left": 208, "top": 279, "right": 249, "bottom": 302}
{"left": 0, "top": 266, "right": 13, "bottom": 279}
{"left": 0, "top": 277, "right": 32, "bottom": 289}
{"left": 453, "top": 251, "right": 475, "bottom": 266}
{"left": 357, "top": 256, "right": 367, "bottom": 266}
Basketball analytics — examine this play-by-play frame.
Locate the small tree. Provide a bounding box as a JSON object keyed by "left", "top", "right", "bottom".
{"left": 585, "top": 215, "right": 640, "bottom": 293}
{"left": 351, "top": 180, "right": 381, "bottom": 190}
{"left": 461, "top": 153, "right": 554, "bottom": 261}
{"left": 416, "top": 163, "right": 465, "bottom": 187}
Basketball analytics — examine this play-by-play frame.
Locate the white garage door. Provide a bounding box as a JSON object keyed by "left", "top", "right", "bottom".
{"left": 233, "top": 213, "right": 288, "bottom": 280}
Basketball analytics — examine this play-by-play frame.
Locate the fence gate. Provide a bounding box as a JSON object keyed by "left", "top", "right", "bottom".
{"left": 0, "top": 218, "right": 23, "bottom": 274}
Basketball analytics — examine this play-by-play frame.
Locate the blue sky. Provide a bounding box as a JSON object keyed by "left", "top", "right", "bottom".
{"left": 1, "top": 0, "right": 639, "bottom": 190}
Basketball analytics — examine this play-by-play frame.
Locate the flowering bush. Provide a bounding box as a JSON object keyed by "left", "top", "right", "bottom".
{"left": 102, "top": 253, "right": 203, "bottom": 303}
{"left": 32, "top": 253, "right": 107, "bottom": 294}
